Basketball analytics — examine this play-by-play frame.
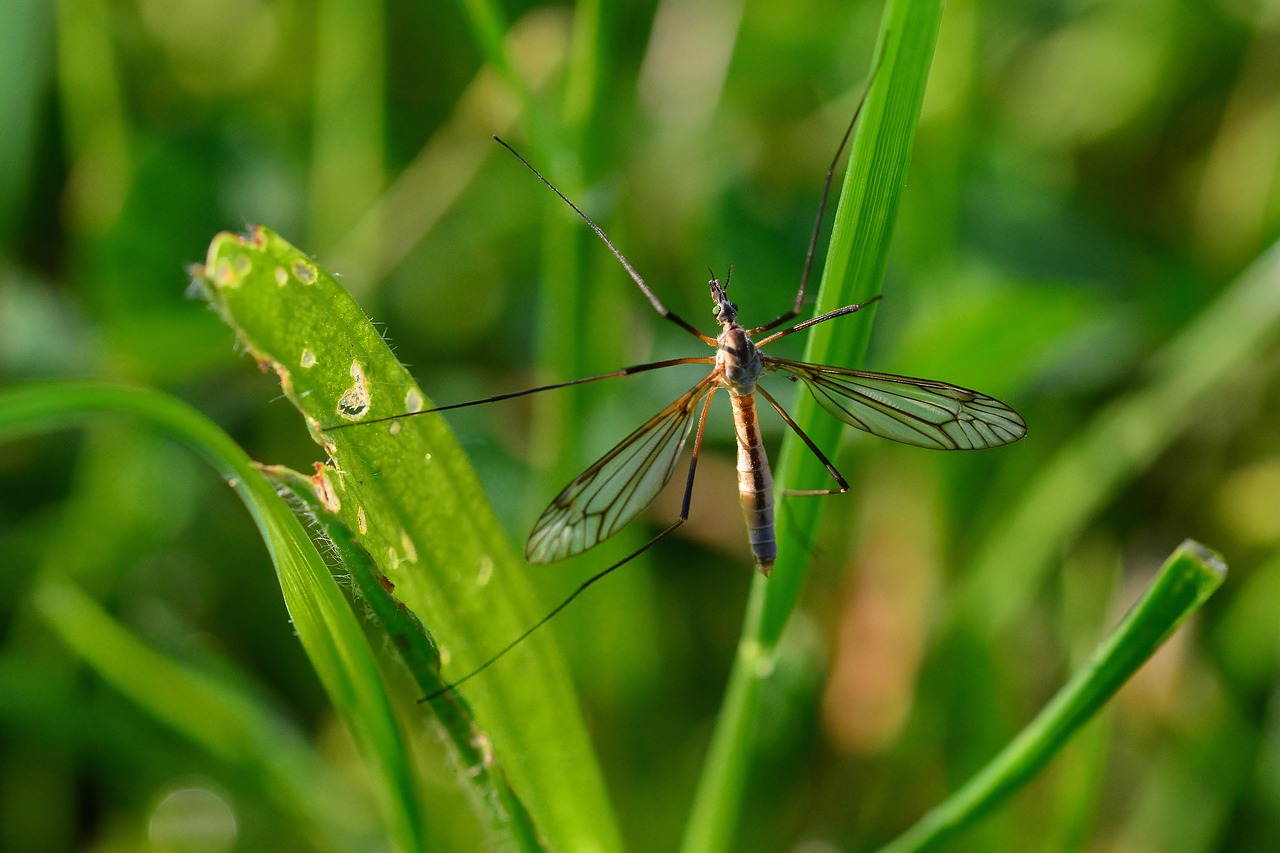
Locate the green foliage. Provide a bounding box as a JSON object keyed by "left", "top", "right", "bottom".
{"left": 880, "top": 540, "right": 1226, "bottom": 853}
{"left": 687, "top": 3, "right": 947, "bottom": 849}
{"left": 0, "top": 382, "right": 420, "bottom": 850}
{"left": 198, "top": 226, "right": 613, "bottom": 851}
{"left": 0, "top": 0, "right": 1277, "bottom": 850}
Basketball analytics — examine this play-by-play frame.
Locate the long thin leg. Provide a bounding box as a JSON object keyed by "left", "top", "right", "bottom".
{"left": 681, "top": 388, "right": 717, "bottom": 517}
{"left": 754, "top": 295, "right": 881, "bottom": 348}
{"left": 757, "top": 385, "right": 848, "bottom": 495}
{"left": 494, "top": 137, "right": 716, "bottom": 345}
{"left": 748, "top": 62, "right": 882, "bottom": 336}
{"left": 324, "top": 356, "right": 715, "bottom": 431}
{"left": 419, "top": 524, "right": 684, "bottom": 701}
{"left": 421, "top": 387, "right": 718, "bottom": 702}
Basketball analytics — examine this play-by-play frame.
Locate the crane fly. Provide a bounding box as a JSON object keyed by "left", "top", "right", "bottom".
{"left": 327, "top": 91, "right": 1027, "bottom": 697}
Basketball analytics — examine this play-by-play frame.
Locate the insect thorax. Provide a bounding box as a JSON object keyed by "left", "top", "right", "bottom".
{"left": 716, "top": 326, "right": 764, "bottom": 396}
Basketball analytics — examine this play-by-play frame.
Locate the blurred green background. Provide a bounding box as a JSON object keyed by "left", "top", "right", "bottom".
{"left": 2, "top": 0, "right": 1279, "bottom": 850}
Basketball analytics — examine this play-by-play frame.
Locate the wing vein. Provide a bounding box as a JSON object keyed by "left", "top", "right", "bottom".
{"left": 765, "top": 357, "right": 1027, "bottom": 451}
{"left": 526, "top": 375, "right": 717, "bottom": 563}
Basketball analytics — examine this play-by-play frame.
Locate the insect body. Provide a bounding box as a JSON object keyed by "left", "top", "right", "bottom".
{"left": 518, "top": 263, "right": 1025, "bottom": 578}
{"left": 335, "top": 135, "right": 1025, "bottom": 585}
{"left": 330, "top": 88, "right": 1027, "bottom": 695}
{"left": 485, "top": 88, "right": 1026, "bottom": 578}
{"left": 714, "top": 295, "right": 778, "bottom": 573}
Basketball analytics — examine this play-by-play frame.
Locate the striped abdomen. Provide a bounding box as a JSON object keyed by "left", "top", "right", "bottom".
{"left": 730, "top": 392, "right": 776, "bottom": 575}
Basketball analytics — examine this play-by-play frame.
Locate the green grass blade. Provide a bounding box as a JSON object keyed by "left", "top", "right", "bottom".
{"left": 454, "top": 0, "right": 557, "bottom": 158}
{"left": 308, "top": 0, "right": 386, "bottom": 263}
{"left": 0, "top": 0, "right": 48, "bottom": 238}
{"left": 266, "top": 464, "right": 545, "bottom": 852}
{"left": 956, "top": 239, "right": 1280, "bottom": 637}
{"left": 0, "top": 381, "right": 424, "bottom": 852}
{"left": 197, "top": 226, "right": 622, "bottom": 852}
{"left": 29, "top": 575, "right": 368, "bottom": 851}
{"left": 876, "top": 540, "right": 1227, "bottom": 853}
{"left": 328, "top": 14, "right": 570, "bottom": 287}
{"left": 54, "top": 0, "right": 129, "bottom": 234}
{"left": 767, "top": 0, "right": 946, "bottom": 638}
{"left": 682, "top": 2, "right": 946, "bottom": 850}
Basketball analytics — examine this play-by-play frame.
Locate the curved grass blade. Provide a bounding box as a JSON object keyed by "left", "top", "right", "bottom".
{"left": 684, "top": 2, "right": 948, "bottom": 850}
{"left": 30, "top": 575, "right": 371, "bottom": 851}
{"left": 0, "top": 381, "right": 423, "bottom": 852}
{"left": 876, "top": 540, "right": 1226, "bottom": 853}
{"left": 196, "top": 226, "right": 621, "bottom": 853}
{"left": 266, "top": 464, "right": 544, "bottom": 852}
{"left": 956, "top": 240, "right": 1280, "bottom": 637}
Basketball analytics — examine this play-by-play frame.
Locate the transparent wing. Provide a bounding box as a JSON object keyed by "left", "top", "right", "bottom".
{"left": 766, "top": 357, "right": 1026, "bottom": 450}
{"left": 526, "top": 376, "right": 716, "bottom": 564}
